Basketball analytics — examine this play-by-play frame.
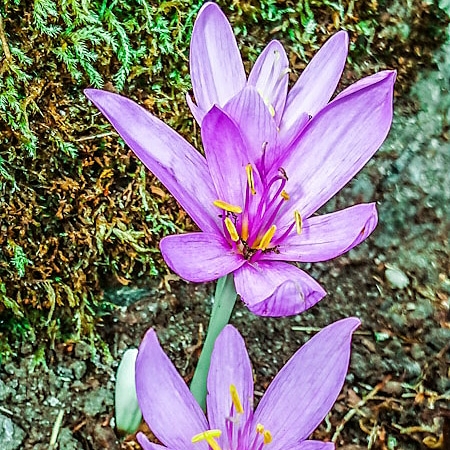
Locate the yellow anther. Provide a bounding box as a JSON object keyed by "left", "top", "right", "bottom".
{"left": 230, "top": 384, "right": 244, "bottom": 414}
{"left": 281, "top": 190, "right": 290, "bottom": 201}
{"left": 192, "top": 430, "right": 222, "bottom": 450}
{"left": 246, "top": 164, "right": 256, "bottom": 195}
{"left": 258, "top": 225, "right": 277, "bottom": 250}
{"left": 257, "top": 88, "right": 276, "bottom": 118}
{"left": 241, "top": 219, "right": 249, "bottom": 241}
{"left": 256, "top": 424, "right": 264, "bottom": 434}
{"left": 256, "top": 424, "right": 272, "bottom": 445}
{"left": 294, "top": 210, "right": 302, "bottom": 235}
{"left": 268, "top": 104, "right": 276, "bottom": 117}
{"left": 263, "top": 430, "right": 273, "bottom": 444}
{"left": 213, "top": 200, "right": 242, "bottom": 214}
{"left": 225, "top": 217, "right": 240, "bottom": 242}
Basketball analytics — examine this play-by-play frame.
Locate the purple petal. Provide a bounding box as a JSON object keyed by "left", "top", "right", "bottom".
{"left": 234, "top": 262, "right": 326, "bottom": 317}
{"left": 253, "top": 318, "right": 361, "bottom": 449}
{"left": 190, "top": 2, "right": 246, "bottom": 115}
{"left": 278, "top": 70, "right": 396, "bottom": 223}
{"left": 135, "top": 329, "right": 208, "bottom": 450}
{"left": 207, "top": 325, "right": 254, "bottom": 448}
{"left": 275, "top": 111, "right": 309, "bottom": 157}
{"left": 160, "top": 232, "right": 245, "bottom": 283}
{"left": 186, "top": 92, "right": 206, "bottom": 124}
{"left": 224, "top": 86, "right": 278, "bottom": 166}
{"left": 84, "top": 89, "right": 219, "bottom": 234}
{"left": 248, "top": 40, "right": 290, "bottom": 125}
{"left": 266, "top": 203, "right": 378, "bottom": 262}
{"left": 201, "top": 106, "right": 250, "bottom": 207}
{"left": 137, "top": 434, "right": 174, "bottom": 450}
{"left": 281, "top": 31, "right": 348, "bottom": 127}
{"left": 335, "top": 70, "right": 395, "bottom": 101}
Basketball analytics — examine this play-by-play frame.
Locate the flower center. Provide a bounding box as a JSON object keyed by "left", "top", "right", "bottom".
{"left": 191, "top": 385, "right": 272, "bottom": 450}
{"left": 213, "top": 164, "right": 302, "bottom": 260}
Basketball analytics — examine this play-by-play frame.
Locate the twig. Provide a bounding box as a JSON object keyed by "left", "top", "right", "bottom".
{"left": 0, "top": 405, "right": 14, "bottom": 416}
{"left": 75, "top": 131, "right": 118, "bottom": 142}
{"left": 332, "top": 375, "right": 391, "bottom": 443}
{"left": 49, "top": 409, "right": 65, "bottom": 449}
{"left": 366, "top": 420, "right": 380, "bottom": 449}
{"left": 0, "top": 14, "right": 11, "bottom": 61}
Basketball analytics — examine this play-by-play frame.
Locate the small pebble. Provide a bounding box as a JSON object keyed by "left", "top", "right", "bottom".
{"left": 410, "top": 343, "right": 426, "bottom": 360}
{"left": 381, "top": 380, "right": 403, "bottom": 395}
{"left": 385, "top": 267, "right": 410, "bottom": 289}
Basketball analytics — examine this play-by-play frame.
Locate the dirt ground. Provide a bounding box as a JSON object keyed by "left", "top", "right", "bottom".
{"left": 1, "top": 21, "right": 449, "bottom": 450}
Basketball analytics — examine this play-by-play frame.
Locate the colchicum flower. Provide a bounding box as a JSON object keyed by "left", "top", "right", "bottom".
{"left": 135, "top": 318, "right": 360, "bottom": 450}
{"left": 85, "top": 4, "right": 395, "bottom": 317}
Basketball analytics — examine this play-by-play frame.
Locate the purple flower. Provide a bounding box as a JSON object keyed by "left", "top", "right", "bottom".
{"left": 135, "top": 318, "right": 360, "bottom": 450}
{"left": 188, "top": 2, "right": 351, "bottom": 149}
{"left": 85, "top": 2, "right": 395, "bottom": 317}
{"left": 85, "top": 66, "right": 394, "bottom": 316}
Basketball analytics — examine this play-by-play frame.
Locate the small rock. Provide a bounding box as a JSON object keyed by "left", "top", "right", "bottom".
{"left": 0, "top": 414, "right": 25, "bottom": 450}
{"left": 410, "top": 343, "right": 426, "bottom": 360}
{"left": 2, "top": 363, "right": 16, "bottom": 376}
{"left": 381, "top": 380, "right": 403, "bottom": 395}
{"left": 410, "top": 300, "right": 434, "bottom": 320}
{"left": 0, "top": 379, "right": 9, "bottom": 401}
{"left": 45, "top": 395, "right": 60, "bottom": 407}
{"left": 57, "top": 366, "right": 73, "bottom": 380}
{"left": 82, "top": 387, "right": 113, "bottom": 416}
{"left": 436, "top": 376, "right": 450, "bottom": 393}
{"left": 404, "top": 358, "right": 422, "bottom": 379}
{"left": 57, "top": 427, "right": 81, "bottom": 450}
{"left": 389, "top": 312, "right": 408, "bottom": 333}
{"left": 74, "top": 341, "right": 91, "bottom": 360}
{"left": 425, "top": 327, "right": 450, "bottom": 350}
{"left": 385, "top": 267, "right": 410, "bottom": 289}
{"left": 69, "top": 361, "right": 87, "bottom": 380}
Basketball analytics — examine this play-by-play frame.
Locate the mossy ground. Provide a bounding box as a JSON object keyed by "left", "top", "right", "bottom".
{"left": 0, "top": 0, "right": 448, "bottom": 354}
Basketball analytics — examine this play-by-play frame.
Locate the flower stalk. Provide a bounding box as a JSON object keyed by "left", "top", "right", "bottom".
{"left": 190, "top": 274, "right": 237, "bottom": 409}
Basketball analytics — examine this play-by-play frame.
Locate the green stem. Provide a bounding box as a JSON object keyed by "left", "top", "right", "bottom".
{"left": 190, "top": 274, "right": 237, "bottom": 409}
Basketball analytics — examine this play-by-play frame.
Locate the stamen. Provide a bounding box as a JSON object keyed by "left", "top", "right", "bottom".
{"left": 278, "top": 167, "right": 288, "bottom": 180}
{"left": 246, "top": 164, "right": 256, "bottom": 195}
{"left": 213, "top": 200, "right": 242, "bottom": 214}
{"left": 281, "top": 190, "right": 289, "bottom": 201}
{"left": 225, "top": 217, "right": 240, "bottom": 242}
{"left": 230, "top": 384, "right": 244, "bottom": 414}
{"left": 256, "top": 424, "right": 273, "bottom": 445}
{"left": 192, "top": 430, "right": 222, "bottom": 450}
{"left": 294, "top": 210, "right": 302, "bottom": 235}
{"left": 258, "top": 225, "right": 277, "bottom": 250}
{"left": 260, "top": 141, "right": 269, "bottom": 177}
{"left": 256, "top": 424, "right": 264, "bottom": 434}
{"left": 278, "top": 67, "right": 291, "bottom": 80}
{"left": 256, "top": 88, "right": 276, "bottom": 118}
{"left": 241, "top": 219, "right": 249, "bottom": 241}
{"left": 263, "top": 431, "right": 272, "bottom": 444}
